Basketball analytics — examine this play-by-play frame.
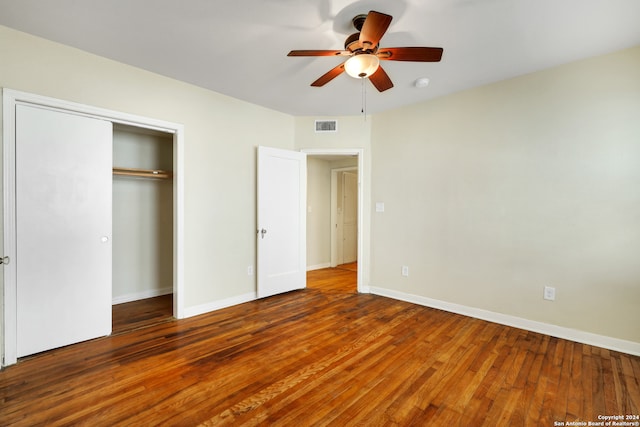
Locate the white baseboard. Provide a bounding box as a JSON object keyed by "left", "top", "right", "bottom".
{"left": 183, "top": 292, "right": 257, "bottom": 318}
{"left": 369, "top": 286, "right": 640, "bottom": 357}
{"left": 307, "top": 263, "right": 331, "bottom": 271}
{"left": 112, "top": 287, "right": 173, "bottom": 305}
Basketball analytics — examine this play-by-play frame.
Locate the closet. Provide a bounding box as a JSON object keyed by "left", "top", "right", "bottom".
{"left": 112, "top": 124, "right": 174, "bottom": 315}
{"left": 3, "top": 89, "right": 182, "bottom": 364}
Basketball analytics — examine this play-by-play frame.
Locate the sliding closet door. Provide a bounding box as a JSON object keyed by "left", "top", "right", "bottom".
{"left": 16, "top": 104, "right": 112, "bottom": 357}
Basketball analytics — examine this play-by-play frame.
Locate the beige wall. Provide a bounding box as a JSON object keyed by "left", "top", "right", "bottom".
{"left": 370, "top": 46, "right": 640, "bottom": 343}
{"left": 306, "top": 157, "right": 332, "bottom": 269}
{"left": 0, "top": 25, "right": 295, "bottom": 315}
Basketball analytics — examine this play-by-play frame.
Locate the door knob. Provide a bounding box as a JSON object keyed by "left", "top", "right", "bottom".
{"left": 259, "top": 229, "right": 267, "bottom": 239}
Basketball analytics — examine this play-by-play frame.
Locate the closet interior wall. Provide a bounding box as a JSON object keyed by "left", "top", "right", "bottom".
{"left": 112, "top": 124, "right": 174, "bottom": 304}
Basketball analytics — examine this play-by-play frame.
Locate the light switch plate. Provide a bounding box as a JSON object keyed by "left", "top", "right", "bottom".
{"left": 376, "top": 202, "right": 385, "bottom": 213}
{"left": 543, "top": 286, "right": 555, "bottom": 301}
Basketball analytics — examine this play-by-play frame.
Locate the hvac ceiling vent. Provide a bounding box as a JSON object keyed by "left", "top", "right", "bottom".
{"left": 315, "top": 120, "right": 337, "bottom": 133}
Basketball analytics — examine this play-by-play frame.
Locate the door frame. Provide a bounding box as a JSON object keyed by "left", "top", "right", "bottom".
{"left": 302, "top": 148, "right": 364, "bottom": 293}
{"left": 2, "top": 89, "right": 185, "bottom": 366}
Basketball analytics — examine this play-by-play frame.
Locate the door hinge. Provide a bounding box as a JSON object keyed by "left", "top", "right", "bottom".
{"left": 0, "top": 256, "right": 10, "bottom": 265}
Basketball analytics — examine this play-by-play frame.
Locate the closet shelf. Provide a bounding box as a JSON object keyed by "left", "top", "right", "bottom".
{"left": 113, "top": 167, "right": 173, "bottom": 180}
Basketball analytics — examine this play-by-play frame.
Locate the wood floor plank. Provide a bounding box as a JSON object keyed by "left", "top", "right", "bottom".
{"left": 1, "top": 267, "right": 639, "bottom": 426}
{"left": 620, "top": 354, "right": 640, "bottom": 414}
{"left": 551, "top": 339, "right": 573, "bottom": 422}
{"left": 538, "top": 337, "right": 561, "bottom": 426}
{"left": 566, "top": 342, "right": 585, "bottom": 421}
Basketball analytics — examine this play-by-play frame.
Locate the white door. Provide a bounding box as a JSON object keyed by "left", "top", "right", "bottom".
{"left": 16, "top": 104, "right": 112, "bottom": 357}
{"left": 342, "top": 172, "right": 358, "bottom": 264}
{"left": 257, "top": 146, "right": 307, "bottom": 298}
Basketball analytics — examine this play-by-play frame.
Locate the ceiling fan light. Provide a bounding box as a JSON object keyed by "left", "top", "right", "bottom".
{"left": 344, "top": 54, "right": 380, "bottom": 79}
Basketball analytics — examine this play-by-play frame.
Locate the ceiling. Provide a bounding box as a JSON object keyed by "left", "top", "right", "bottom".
{"left": 1, "top": 0, "right": 639, "bottom": 117}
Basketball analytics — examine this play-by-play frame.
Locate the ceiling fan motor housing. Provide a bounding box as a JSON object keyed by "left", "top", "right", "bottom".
{"left": 345, "top": 32, "right": 378, "bottom": 54}
{"left": 352, "top": 14, "right": 368, "bottom": 31}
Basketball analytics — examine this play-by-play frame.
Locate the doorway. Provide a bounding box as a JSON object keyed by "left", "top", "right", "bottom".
{"left": 111, "top": 124, "right": 175, "bottom": 334}
{"left": 303, "top": 149, "right": 364, "bottom": 293}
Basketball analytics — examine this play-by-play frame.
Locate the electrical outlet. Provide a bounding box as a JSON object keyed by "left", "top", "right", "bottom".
{"left": 247, "top": 265, "right": 254, "bottom": 276}
{"left": 543, "top": 286, "right": 555, "bottom": 301}
{"left": 401, "top": 266, "right": 409, "bottom": 277}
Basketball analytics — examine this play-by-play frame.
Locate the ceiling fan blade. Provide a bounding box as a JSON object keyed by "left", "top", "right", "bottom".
{"left": 311, "top": 63, "right": 346, "bottom": 87}
{"left": 288, "top": 50, "right": 350, "bottom": 57}
{"left": 378, "top": 47, "right": 444, "bottom": 62}
{"left": 359, "top": 11, "right": 392, "bottom": 49}
{"left": 369, "top": 66, "right": 394, "bottom": 92}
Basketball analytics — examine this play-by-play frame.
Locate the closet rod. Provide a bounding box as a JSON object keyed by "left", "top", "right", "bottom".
{"left": 112, "top": 167, "right": 173, "bottom": 180}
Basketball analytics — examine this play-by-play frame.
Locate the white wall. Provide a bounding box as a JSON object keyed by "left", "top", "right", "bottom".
{"left": 370, "top": 46, "right": 640, "bottom": 345}
{"left": 0, "top": 25, "right": 294, "bottom": 321}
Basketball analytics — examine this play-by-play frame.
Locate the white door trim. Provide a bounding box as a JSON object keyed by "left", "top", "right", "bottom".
{"left": 301, "top": 148, "right": 365, "bottom": 294}
{"left": 2, "top": 88, "right": 185, "bottom": 366}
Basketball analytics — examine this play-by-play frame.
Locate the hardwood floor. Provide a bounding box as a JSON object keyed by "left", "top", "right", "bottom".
{"left": 1, "top": 268, "right": 639, "bottom": 426}
{"left": 112, "top": 294, "right": 173, "bottom": 335}
{"left": 337, "top": 262, "right": 357, "bottom": 272}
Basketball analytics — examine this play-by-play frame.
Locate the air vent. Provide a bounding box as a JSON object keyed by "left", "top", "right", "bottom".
{"left": 315, "top": 120, "right": 337, "bottom": 133}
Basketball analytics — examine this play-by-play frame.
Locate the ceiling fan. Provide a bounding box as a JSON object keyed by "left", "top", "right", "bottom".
{"left": 288, "top": 10, "right": 443, "bottom": 92}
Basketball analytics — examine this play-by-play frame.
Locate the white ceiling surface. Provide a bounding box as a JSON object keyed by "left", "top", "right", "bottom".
{"left": 1, "top": 0, "right": 639, "bottom": 117}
